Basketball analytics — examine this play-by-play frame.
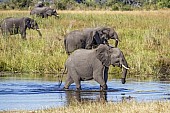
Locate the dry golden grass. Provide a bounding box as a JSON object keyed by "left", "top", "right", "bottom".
{"left": 4, "top": 100, "right": 170, "bottom": 113}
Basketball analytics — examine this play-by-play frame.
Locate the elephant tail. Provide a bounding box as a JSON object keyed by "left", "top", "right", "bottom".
{"left": 64, "top": 38, "right": 70, "bottom": 55}
{"left": 58, "top": 65, "right": 67, "bottom": 87}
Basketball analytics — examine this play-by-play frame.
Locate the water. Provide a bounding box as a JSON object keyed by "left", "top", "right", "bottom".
{"left": 0, "top": 75, "right": 170, "bottom": 111}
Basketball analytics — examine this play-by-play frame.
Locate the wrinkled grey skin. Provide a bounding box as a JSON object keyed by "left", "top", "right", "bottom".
{"left": 0, "top": 17, "right": 42, "bottom": 39}
{"left": 64, "top": 27, "right": 119, "bottom": 55}
{"left": 64, "top": 44, "right": 129, "bottom": 90}
{"left": 30, "top": 7, "right": 59, "bottom": 18}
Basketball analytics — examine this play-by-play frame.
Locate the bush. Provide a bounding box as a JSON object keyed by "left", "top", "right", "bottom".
{"left": 157, "top": 1, "right": 170, "bottom": 8}
{"left": 111, "top": 3, "right": 120, "bottom": 11}
{"left": 120, "top": 5, "right": 133, "bottom": 11}
{"left": 0, "top": 3, "right": 7, "bottom": 9}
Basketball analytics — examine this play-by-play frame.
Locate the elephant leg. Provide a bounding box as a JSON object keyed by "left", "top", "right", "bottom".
{"left": 44, "top": 13, "right": 48, "bottom": 18}
{"left": 72, "top": 77, "right": 81, "bottom": 90}
{"left": 100, "top": 67, "right": 108, "bottom": 90}
{"left": 64, "top": 75, "right": 74, "bottom": 90}
{"left": 70, "top": 70, "right": 81, "bottom": 90}
{"left": 104, "top": 67, "right": 109, "bottom": 83}
{"left": 1, "top": 30, "right": 6, "bottom": 37}
{"left": 93, "top": 70, "right": 107, "bottom": 90}
{"left": 20, "top": 32, "right": 26, "bottom": 39}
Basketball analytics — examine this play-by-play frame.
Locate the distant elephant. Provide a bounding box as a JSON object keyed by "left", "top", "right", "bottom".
{"left": 34, "top": 1, "right": 44, "bottom": 7}
{"left": 63, "top": 44, "right": 129, "bottom": 90}
{"left": 30, "top": 7, "right": 59, "bottom": 18}
{"left": 64, "top": 27, "right": 119, "bottom": 55}
{"left": 0, "top": 17, "right": 42, "bottom": 39}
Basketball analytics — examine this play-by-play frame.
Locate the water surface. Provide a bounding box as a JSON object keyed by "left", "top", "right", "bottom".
{"left": 0, "top": 75, "right": 169, "bottom": 111}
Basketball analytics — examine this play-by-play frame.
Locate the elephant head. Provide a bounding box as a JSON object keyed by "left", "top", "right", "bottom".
{"left": 96, "top": 44, "right": 129, "bottom": 84}
{"left": 46, "top": 9, "right": 59, "bottom": 18}
{"left": 98, "top": 27, "right": 120, "bottom": 47}
{"left": 24, "top": 17, "right": 42, "bottom": 37}
{"left": 87, "top": 27, "right": 120, "bottom": 49}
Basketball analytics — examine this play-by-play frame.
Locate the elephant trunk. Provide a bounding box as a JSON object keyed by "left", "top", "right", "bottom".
{"left": 54, "top": 14, "right": 59, "bottom": 19}
{"left": 111, "top": 32, "right": 120, "bottom": 47}
{"left": 120, "top": 54, "right": 129, "bottom": 84}
{"left": 121, "top": 66, "right": 128, "bottom": 84}
{"left": 53, "top": 10, "right": 59, "bottom": 19}
{"left": 36, "top": 29, "right": 42, "bottom": 37}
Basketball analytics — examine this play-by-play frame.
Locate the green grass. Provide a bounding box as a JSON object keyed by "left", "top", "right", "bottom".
{"left": 0, "top": 10, "right": 170, "bottom": 78}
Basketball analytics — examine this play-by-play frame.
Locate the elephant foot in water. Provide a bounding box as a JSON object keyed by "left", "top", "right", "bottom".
{"left": 63, "top": 87, "right": 69, "bottom": 90}
{"left": 76, "top": 87, "right": 81, "bottom": 91}
{"left": 100, "top": 84, "right": 108, "bottom": 91}
{"left": 63, "top": 87, "right": 81, "bottom": 91}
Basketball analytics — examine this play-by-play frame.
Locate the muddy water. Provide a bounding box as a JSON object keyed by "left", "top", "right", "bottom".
{"left": 0, "top": 75, "right": 170, "bottom": 111}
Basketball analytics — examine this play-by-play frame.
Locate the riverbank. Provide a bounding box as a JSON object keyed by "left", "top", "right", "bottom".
{"left": 3, "top": 100, "right": 170, "bottom": 113}
{"left": 0, "top": 10, "right": 170, "bottom": 78}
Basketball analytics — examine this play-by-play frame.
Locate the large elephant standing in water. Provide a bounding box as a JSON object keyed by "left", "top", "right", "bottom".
{"left": 0, "top": 17, "right": 42, "bottom": 39}
{"left": 64, "top": 27, "right": 119, "bottom": 55}
{"left": 63, "top": 44, "right": 129, "bottom": 90}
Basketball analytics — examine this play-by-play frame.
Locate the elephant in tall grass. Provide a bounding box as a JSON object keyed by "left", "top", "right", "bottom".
{"left": 34, "top": 1, "right": 44, "bottom": 7}
{"left": 30, "top": 6, "right": 59, "bottom": 18}
{"left": 0, "top": 17, "right": 42, "bottom": 39}
{"left": 63, "top": 44, "right": 129, "bottom": 90}
{"left": 64, "top": 27, "right": 120, "bottom": 55}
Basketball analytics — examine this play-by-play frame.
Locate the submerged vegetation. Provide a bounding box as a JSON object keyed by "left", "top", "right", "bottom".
{"left": 0, "top": 10, "right": 170, "bottom": 79}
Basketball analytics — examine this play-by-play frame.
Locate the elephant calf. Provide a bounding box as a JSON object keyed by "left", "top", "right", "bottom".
{"left": 0, "top": 17, "right": 42, "bottom": 39}
{"left": 63, "top": 44, "right": 129, "bottom": 90}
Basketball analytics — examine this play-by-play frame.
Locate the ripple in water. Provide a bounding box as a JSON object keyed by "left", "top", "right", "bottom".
{"left": 0, "top": 78, "right": 170, "bottom": 111}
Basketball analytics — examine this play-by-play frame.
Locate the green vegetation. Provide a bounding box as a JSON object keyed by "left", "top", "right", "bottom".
{"left": 0, "top": 0, "right": 170, "bottom": 11}
{"left": 0, "top": 10, "right": 170, "bottom": 79}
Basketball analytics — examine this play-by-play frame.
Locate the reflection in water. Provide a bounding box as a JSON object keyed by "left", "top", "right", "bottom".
{"left": 0, "top": 75, "right": 170, "bottom": 111}
{"left": 65, "top": 91, "right": 107, "bottom": 105}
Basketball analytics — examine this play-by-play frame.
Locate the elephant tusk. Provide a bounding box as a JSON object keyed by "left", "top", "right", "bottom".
{"left": 36, "top": 29, "right": 41, "bottom": 30}
{"left": 122, "top": 64, "right": 129, "bottom": 70}
{"left": 115, "top": 38, "right": 121, "bottom": 42}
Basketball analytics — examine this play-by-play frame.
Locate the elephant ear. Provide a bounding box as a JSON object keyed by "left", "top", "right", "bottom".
{"left": 85, "top": 30, "right": 101, "bottom": 49}
{"left": 24, "top": 17, "right": 32, "bottom": 29}
{"left": 92, "top": 30, "right": 102, "bottom": 44}
{"left": 96, "top": 44, "right": 111, "bottom": 67}
{"left": 46, "top": 9, "right": 53, "bottom": 16}
{"left": 101, "top": 27, "right": 110, "bottom": 39}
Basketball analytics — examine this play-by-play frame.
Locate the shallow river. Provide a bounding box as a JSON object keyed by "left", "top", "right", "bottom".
{"left": 0, "top": 75, "right": 170, "bottom": 111}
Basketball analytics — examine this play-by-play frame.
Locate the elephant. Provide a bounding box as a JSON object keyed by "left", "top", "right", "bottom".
{"left": 63, "top": 44, "right": 129, "bottom": 90}
{"left": 65, "top": 90, "right": 107, "bottom": 104}
{"left": 64, "top": 27, "right": 119, "bottom": 55}
{"left": 34, "top": 1, "right": 44, "bottom": 7}
{"left": 30, "top": 6, "right": 59, "bottom": 18}
{"left": 0, "top": 17, "right": 42, "bottom": 39}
